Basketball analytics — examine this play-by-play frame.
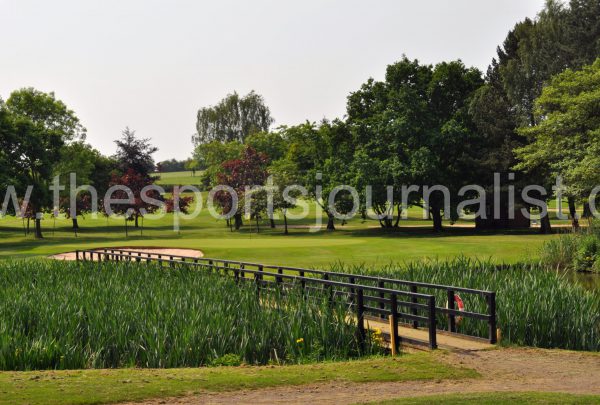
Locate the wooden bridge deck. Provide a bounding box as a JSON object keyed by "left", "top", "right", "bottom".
{"left": 365, "top": 316, "right": 495, "bottom": 351}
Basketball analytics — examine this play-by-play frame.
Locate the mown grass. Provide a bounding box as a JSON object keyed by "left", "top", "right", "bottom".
{"left": 0, "top": 353, "right": 478, "bottom": 405}
{"left": 338, "top": 258, "right": 600, "bottom": 351}
{"left": 0, "top": 260, "right": 384, "bottom": 371}
{"left": 0, "top": 196, "right": 556, "bottom": 267}
{"left": 154, "top": 171, "right": 203, "bottom": 186}
{"left": 374, "top": 392, "right": 600, "bottom": 404}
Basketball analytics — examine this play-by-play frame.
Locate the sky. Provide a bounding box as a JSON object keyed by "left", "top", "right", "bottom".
{"left": 0, "top": 0, "right": 545, "bottom": 162}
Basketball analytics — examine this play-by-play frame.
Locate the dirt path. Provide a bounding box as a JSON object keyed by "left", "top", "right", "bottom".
{"left": 120, "top": 348, "right": 600, "bottom": 404}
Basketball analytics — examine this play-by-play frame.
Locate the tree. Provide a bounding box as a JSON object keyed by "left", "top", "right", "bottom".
{"left": 3, "top": 88, "right": 84, "bottom": 238}
{"left": 0, "top": 100, "right": 15, "bottom": 195}
{"left": 193, "top": 91, "right": 274, "bottom": 145}
{"left": 490, "top": 0, "right": 600, "bottom": 233}
{"left": 157, "top": 159, "right": 186, "bottom": 172}
{"left": 269, "top": 158, "right": 302, "bottom": 234}
{"left": 346, "top": 58, "right": 484, "bottom": 231}
{"left": 108, "top": 169, "right": 162, "bottom": 232}
{"left": 215, "top": 146, "right": 269, "bottom": 230}
{"left": 245, "top": 131, "right": 286, "bottom": 162}
{"left": 53, "top": 142, "right": 116, "bottom": 230}
{"left": 193, "top": 140, "right": 244, "bottom": 188}
{"left": 114, "top": 127, "right": 158, "bottom": 176}
{"left": 184, "top": 159, "right": 199, "bottom": 176}
{"left": 112, "top": 129, "right": 160, "bottom": 228}
{"left": 5, "top": 88, "right": 86, "bottom": 141}
{"left": 279, "top": 121, "right": 346, "bottom": 230}
{"left": 515, "top": 59, "right": 600, "bottom": 229}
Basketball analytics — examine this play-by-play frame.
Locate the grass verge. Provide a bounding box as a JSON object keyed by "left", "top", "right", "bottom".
{"left": 0, "top": 353, "right": 477, "bottom": 405}
{"left": 373, "top": 392, "right": 600, "bottom": 404}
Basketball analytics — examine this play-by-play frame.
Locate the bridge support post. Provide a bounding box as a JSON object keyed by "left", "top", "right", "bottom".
{"left": 389, "top": 293, "right": 399, "bottom": 355}
{"left": 427, "top": 296, "right": 437, "bottom": 349}
{"left": 410, "top": 285, "right": 418, "bottom": 328}
{"left": 378, "top": 280, "right": 385, "bottom": 319}
{"left": 447, "top": 289, "right": 456, "bottom": 332}
{"left": 488, "top": 292, "right": 497, "bottom": 344}
{"left": 356, "top": 289, "right": 366, "bottom": 351}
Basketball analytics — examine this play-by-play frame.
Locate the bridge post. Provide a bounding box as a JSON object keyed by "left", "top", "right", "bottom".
{"left": 255, "top": 266, "right": 262, "bottom": 300}
{"left": 389, "top": 293, "right": 399, "bottom": 355}
{"left": 488, "top": 292, "right": 497, "bottom": 344}
{"left": 427, "top": 296, "right": 437, "bottom": 349}
{"left": 378, "top": 280, "right": 385, "bottom": 319}
{"left": 356, "top": 289, "right": 366, "bottom": 350}
{"left": 447, "top": 289, "right": 456, "bottom": 332}
{"left": 233, "top": 264, "right": 240, "bottom": 283}
{"left": 323, "top": 273, "right": 333, "bottom": 306}
{"left": 410, "top": 285, "right": 418, "bottom": 328}
{"left": 299, "top": 271, "right": 306, "bottom": 297}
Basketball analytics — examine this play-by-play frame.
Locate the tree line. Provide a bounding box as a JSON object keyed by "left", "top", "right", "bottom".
{"left": 192, "top": 0, "right": 600, "bottom": 234}
{"left": 0, "top": 89, "right": 188, "bottom": 238}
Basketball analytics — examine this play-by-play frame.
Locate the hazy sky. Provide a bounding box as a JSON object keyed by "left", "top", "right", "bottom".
{"left": 0, "top": 0, "right": 544, "bottom": 161}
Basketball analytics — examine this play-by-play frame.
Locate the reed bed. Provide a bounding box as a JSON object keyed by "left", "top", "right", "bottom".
{"left": 0, "top": 260, "right": 380, "bottom": 371}
{"left": 336, "top": 258, "right": 600, "bottom": 351}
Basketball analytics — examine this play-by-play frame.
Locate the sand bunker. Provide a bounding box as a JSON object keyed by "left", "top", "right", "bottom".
{"left": 49, "top": 248, "right": 204, "bottom": 261}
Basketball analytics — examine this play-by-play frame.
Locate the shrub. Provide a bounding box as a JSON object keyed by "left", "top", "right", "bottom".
{"left": 539, "top": 233, "right": 579, "bottom": 270}
{"left": 574, "top": 235, "right": 600, "bottom": 272}
{"left": 540, "top": 221, "right": 600, "bottom": 272}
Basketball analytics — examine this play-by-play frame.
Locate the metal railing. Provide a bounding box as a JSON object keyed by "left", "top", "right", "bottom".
{"left": 76, "top": 248, "right": 498, "bottom": 348}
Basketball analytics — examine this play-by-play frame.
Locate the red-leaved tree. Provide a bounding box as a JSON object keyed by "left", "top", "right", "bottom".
{"left": 108, "top": 169, "right": 162, "bottom": 233}
{"left": 215, "top": 146, "right": 269, "bottom": 230}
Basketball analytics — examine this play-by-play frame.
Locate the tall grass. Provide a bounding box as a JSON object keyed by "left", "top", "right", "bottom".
{"left": 540, "top": 220, "right": 600, "bottom": 272}
{"left": 336, "top": 258, "right": 600, "bottom": 351}
{"left": 0, "top": 260, "right": 380, "bottom": 371}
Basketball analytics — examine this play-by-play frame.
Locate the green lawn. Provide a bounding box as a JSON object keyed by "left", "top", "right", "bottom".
{"left": 375, "top": 392, "right": 600, "bottom": 405}
{"left": 0, "top": 353, "right": 477, "bottom": 405}
{"left": 0, "top": 189, "right": 559, "bottom": 267}
{"left": 0, "top": 204, "right": 555, "bottom": 267}
{"left": 154, "top": 170, "right": 203, "bottom": 186}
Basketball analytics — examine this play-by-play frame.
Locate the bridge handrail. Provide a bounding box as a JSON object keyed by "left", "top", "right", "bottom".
{"left": 75, "top": 248, "right": 498, "bottom": 346}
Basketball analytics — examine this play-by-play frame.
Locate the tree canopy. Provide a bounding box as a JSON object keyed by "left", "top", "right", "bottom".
{"left": 193, "top": 91, "right": 274, "bottom": 145}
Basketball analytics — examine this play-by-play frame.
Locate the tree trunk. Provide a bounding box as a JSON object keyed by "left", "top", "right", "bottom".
{"left": 26, "top": 218, "right": 30, "bottom": 235}
{"left": 270, "top": 218, "right": 275, "bottom": 229}
{"left": 326, "top": 213, "right": 335, "bottom": 231}
{"left": 256, "top": 216, "right": 260, "bottom": 233}
{"left": 134, "top": 214, "right": 139, "bottom": 228}
{"left": 568, "top": 197, "right": 579, "bottom": 231}
{"left": 234, "top": 213, "right": 243, "bottom": 230}
{"left": 431, "top": 206, "right": 443, "bottom": 232}
{"left": 35, "top": 218, "right": 43, "bottom": 239}
{"left": 284, "top": 214, "right": 288, "bottom": 235}
{"left": 394, "top": 204, "right": 402, "bottom": 228}
{"left": 72, "top": 218, "right": 79, "bottom": 230}
{"left": 540, "top": 213, "right": 552, "bottom": 234}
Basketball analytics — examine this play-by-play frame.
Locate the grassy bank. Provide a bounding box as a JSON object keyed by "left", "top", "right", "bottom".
{"left": 0, "top": 353, "right": 477, "bottom": 405}
{"left": 0, "top": 260, "right": 382, "bottom": 371}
